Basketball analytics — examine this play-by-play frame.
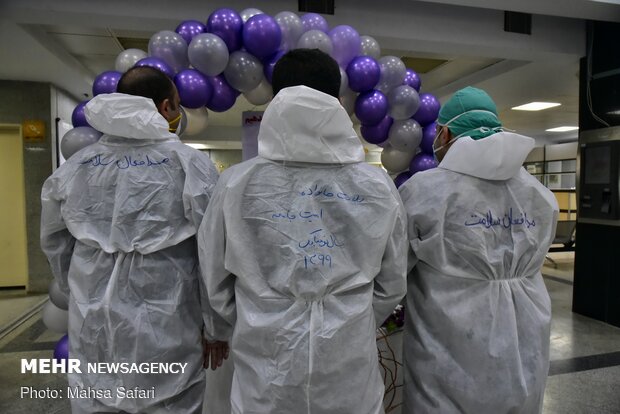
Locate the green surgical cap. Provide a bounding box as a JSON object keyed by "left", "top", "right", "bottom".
{"left": 437, "top": 86, "right": 503, "bottom": 141}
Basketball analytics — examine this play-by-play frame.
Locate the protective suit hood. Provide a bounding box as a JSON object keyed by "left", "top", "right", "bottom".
{"left": 258, "top": 85, "right": 365, "bottom": 164}
{"left": 439, "top": 131, "right": 534, "bottom": 180}
{"left": 85, "top": 93, "right": 178, "bottom": 140}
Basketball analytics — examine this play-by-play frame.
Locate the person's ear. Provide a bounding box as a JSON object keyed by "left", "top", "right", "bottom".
{"left": 158, "top": 98, "right": 173, "bottom": 121}
{"left": 440, "top": 127, "right": 452, "bottom": 146}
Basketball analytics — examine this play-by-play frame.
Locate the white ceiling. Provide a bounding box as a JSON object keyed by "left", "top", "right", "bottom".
{"left": 1, "top": 0, "right": 619, "bottom": 146}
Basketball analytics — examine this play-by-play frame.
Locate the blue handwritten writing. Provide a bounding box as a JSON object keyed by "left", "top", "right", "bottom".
{"left": 300, "top": 185, "right": 364, "bottom": 203}
{"left": 304, "top": 254, "right": 332, "bottom": 269}
{"left": 80, "top": 154, "right": 170, "bottom": 169}
{"left": 298, "top": 228, "right": 344, "bottom": 249}
{"left": 272, "top": 209, "right": 323, "bottom": 222}
{"left": 464, "top": 208, "right": 536, "bottom": 229}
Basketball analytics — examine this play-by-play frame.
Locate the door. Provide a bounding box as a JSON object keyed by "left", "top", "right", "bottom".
{"left": 0, "top": 124, "right": 28, "bottom": 287}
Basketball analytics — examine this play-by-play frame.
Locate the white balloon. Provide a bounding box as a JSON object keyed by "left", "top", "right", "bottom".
{"left": 48, "top": 280, "right": 69, "bottom": 310}
{"left": 42, "top": 301, "right": 68, "bottom": 333}
{"left": 339, "top": 67, "right": 349, "bottom": 97}
{"left": 388, "top": 85, "right": 421, "bottom": 120}
{"left": 148, "top": 30, "right": 188, "bottom": 74}
{"left": 381, "top": 145, "right": 413, "bottom": 173}
{"left": 388, "top": 119, "right": 423, "bottom": 152}
{"left": 340, "top": 88, "right": 357, "bottom": 116}
{"left": 61, "top": 127, "right": 102, "bottom": 159}
{"left": 244, "top": 78, "right": 273, "bottom": 106}
{"left": 378, "top": 56, "right": 407, "bottom": 90}
{"left": 275, "top": 11, "right": 304, "bottom": 51}
{"left": 115, "top": 48, "right": 148, "bottom": 72}
{"left": 188, "top": 33, "right": 229, "bottom": 76}
{"left": 360, "top": 35, "right": 381, "bottom": 59}
{"left": 297, "top": 30, "right": 333, "bottom": 55}
{"left": 183, "top": 106, "right": 209, "bottom": 136}
{"left": 240, "top": 8, "right": 263, "bottom": 22}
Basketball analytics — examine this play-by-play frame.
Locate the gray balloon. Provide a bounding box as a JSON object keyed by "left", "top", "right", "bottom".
{"left": 48, "top": 280, "right": 69, "bottom": 310}
{"left": 275, "top": 11, "right": 304, "bottom": 51}
{"left": 224, "top": 51, "right": 263, "bottom": 93}
{"left": 388, "top": 119, "right": 423, "bottom": 152}
{"left": 381, "top": 145, "right": 414, "bottom": 173}
{"left": 42, "top": 301, "right": 68, "bottom": 333}
{"left": 188, "top": 33, "right": 229, "bottom": 77}
{"left": 148, "top": 30, "right": 188, "bottom": 74}
{"left": 339, "top": 67, "right": 349, "bottom": 97}
{"left": 360, "top": 35, "right": 381, "bottom": 59}
{"left": 388, "top": 85, "right": 421, "bottom": 120}
{"left": 297, "top": 30, "right": 333, "bottom": 55}
{"left": 340, "top": 88, "right": 357, "bottom": 116}
{"left": 243, "top": 77, "right": 273, "bottom": 106}
{"left": 61, "top": 127, "right": 102, "bottom": 159}
{"left": 379, "top": 56, "right": 407, "bottom": 90}
{"left": 241, "top": 8, "right": 263, "bottom": 22}
{"left": 115, "top": 48, "right": 148, "bottom": 73}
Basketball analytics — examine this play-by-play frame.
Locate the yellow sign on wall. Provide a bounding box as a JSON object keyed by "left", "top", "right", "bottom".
{"left": 22, "top": 119, "right": 46, "bottom": 142}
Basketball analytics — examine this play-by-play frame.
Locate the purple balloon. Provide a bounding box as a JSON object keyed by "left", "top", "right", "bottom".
{"left": 394, "top": 171, "right": 413, "bottom": 188}
{"left": 71, "top": 100, "right": 90, "bottom": 128}
{"left": 329, "top": 25, "right": 361, "bottom": 68}
{"left": 206, "top": 8, "right": 243, "bottom": 52}
{"left": 206, "top": 75, "right": 239, "bottom": 112}
{"left": 175, "top": 20, "right": 206, "bottom": 44}
{"left": 174, "top": 69, "right": 212, "bottom": 109}
{"left": 301, "top": 13, "right": 329, "bottom": 33}
{"left": 92, "top": 71, "right": 121, "bottom": 96}
{"left": 410, "top": 153, "right": 438, "bottom": 174}
{"left": 360, "top": 116, "right": 393, "bottom": 145}
{"left": 263, "top": 50, "right": 285, "bottom": 83}
{"left": 420, "top": 122, "right": 437, "bottom": 155}
{"left": 412, "top": 93, "right": 441, "bottom": 127}
{"left": 53, "top": 334, "right": 69, "bottom": 361}
{"left": 355, "top": 90, "right": 388, "bottom": 126}
{"left": 403, "top": 69, "right": 421, "bottom": 92}
{"left": 346, "top": 56, "right": 380, "bottom": 92}
{"left": 134, "top": 57, "right": 175, "bottom": 78}
{"left": 243, "top": 14, "right": 282, "bottom": 59}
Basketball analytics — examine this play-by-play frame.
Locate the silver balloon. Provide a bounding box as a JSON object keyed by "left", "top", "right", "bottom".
{"left": 115, "top": 48, "right": 148, "bottom": 73}
{"left": 48, "top": 280, "right": 69, "bottom": 310}
{"left": 183, "top": 106, "right": 209, "bottom": 136}
{"left": 42, "top": 301, "right": 68, "bottom": 333}
{"left": 188, "top": 33, "right": 229, "bottom": 76}
{"left": 381, "top": 145, "right": 414, "bottom": 173}
{"left": 240, "top": 8, "right": 263, "bottom": 22}
{"left": 339, "top": 67, "right": 349, "bottom": 97}
{"left": 224, "top": 51, "right": 263, "bottom": 93}
{"left": 297, "top": 30, "right": 333, "bottom": 55}
{"left": 243, "top": 78, "right": 273, "bottom": 106}
{"left": 360, "top": 35, "right": 381, "bottom": 59}
{"left": 378, "top": 56, "right": 407, "bottom": 90}
{"left": 340, "top": 88, "right": 357, "bottom": 116}
{"left": 388, "top": 85, "right": 421, "bottom": 120}
{"left": 61, "top": 127, "right": 102, "bottom": 159}
{"left": 275, "top": 11, "right": 304, "bottom": 51}
{"left": 388, "top": 119, "right": 423, "bottom": 152}
{"left": 148, "top": 30, "right": 188, "bottom": 74}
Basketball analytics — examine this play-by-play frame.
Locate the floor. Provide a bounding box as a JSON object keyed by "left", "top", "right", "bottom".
{"left": 1, "top": 252, "right": 619, "bottom": 413}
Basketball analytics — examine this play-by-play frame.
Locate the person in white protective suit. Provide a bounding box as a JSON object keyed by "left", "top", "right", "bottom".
{"left": 197, "top": 49, "right": 408, "bottom": 414}
{"left": 40, "top": 66, "right": 226, "bottom": 414}
{"left": 399, "top": 86, "right": 559, "bottom": 414}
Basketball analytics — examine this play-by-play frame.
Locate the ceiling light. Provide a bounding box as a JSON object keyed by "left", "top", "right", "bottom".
{"left": 185, "top": 143, "right": 207, "bottom": 150}
{"left": 606, "top": 109, "right": 620, "bottom": 115}
{"left": 511, "top": 102, "right": 561, "bottom": 111}
{"left": 545, "top": 126, "right": 579, "bottom": 132}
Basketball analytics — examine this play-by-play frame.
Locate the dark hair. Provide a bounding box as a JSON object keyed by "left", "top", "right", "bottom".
{"left": 116, "top": 66, "right": 176, "bottom": 108}
{"left": 272, "top": 49, "right": 341, "bottom": 99}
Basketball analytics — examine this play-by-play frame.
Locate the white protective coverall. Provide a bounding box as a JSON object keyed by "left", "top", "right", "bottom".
{"left": 197, "top": 85, "right": 408, "bottom": 414}
{"left": 399, "top": 132, "right": 558, "bottom": 414}
{"left": 40, "top": 94, "right": 219, "bottom": 413}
